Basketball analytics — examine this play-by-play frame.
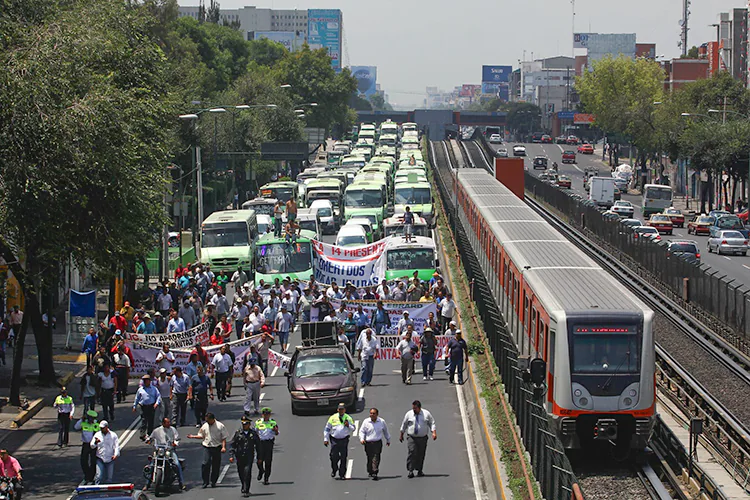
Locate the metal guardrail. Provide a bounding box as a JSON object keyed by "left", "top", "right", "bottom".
{"left": 429, "top": 140, "right": 581, "bottom": 500}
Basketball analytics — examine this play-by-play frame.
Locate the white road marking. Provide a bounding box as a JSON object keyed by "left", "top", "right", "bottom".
{"left": 260, "top": 392, "right": 266, "bottom": 401}
{"left": 456, "top": 379, "right": 483, "bottom": 500}
{"left": 557, "top": 145, "right": 564, "bottom": 153}
{"left": 117, "top": 415, "right": 143, "bottom": 449}
{"left": 571, "top": 163, "right": 583, "bottom": 173}
{"left": 271, "top": 366, "right": 279, "bottom": 377}
{"left": 345, "top": 459, "right": 354, "bottom": 479}
{"left": 725, "top": 256, "right": 732, "bottom": 261}
{"left": 354, "top": 420, "right": 360, "bottom": 435}
{"left": 358, "top": 388, "right": 365, "bottom": 400}
{"left": 217, "top": 464, "right": 230, "bottom": 483}
{"left": 743, "top": 264, "right": 750, "bottom": 271}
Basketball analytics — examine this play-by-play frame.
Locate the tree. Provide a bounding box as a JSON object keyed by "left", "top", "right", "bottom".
{"left": 0, "top": 0, "right": 175, "bottom": 403}
{"left": 683, "top": 46, "right": 700, "bottom": 59}
{"left": 501, "top": 102, "right": 542, "bottom": 136}
{"left": 206, "top": 0, "right": 220, "bottom": 24}
{"left": 248, "top": 38, "right": 288, "bottom": 68}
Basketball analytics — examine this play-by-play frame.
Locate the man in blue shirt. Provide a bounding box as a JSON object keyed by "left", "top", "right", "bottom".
{"left": 81, "top": 328, "right": 98, "bottom": 367}
{"left": 136, "top": 314, "right": 156, "bottom": 335}
{"left": 353, "top": 305, "right": 369, "bottom": 335}
{"left": 133, "top": 374, "right": 162, "bottom": 440}
{"left": 370, "top": 301, "right": 390, "bottom": 334}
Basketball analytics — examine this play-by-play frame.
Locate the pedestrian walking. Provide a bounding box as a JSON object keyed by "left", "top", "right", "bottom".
{"left": 133, "top": 374, "right": 162, "bottom": 440}
{"left": 9, "top": 305, "right": 23, "bottom": 347}
{"left": 113, "top": 344, "right": 130, "bottom": 403}
{"left": 274, "top": 305, "right": 293, "bottom": 354}
{"left": 187, "top": 412, "right": 228, "bottom": 488}
{"left": 90, "top": 420, "right": 119, "bottom": 484}
{"left": 97, "top": 364, "right": 117, "bottom": 422}
{"left": 155, "top": 368, "right": 172, "bottom": 423}
{"left": 254, "top": 407, "right": 278, "bottom": 485}
{"left": 211, "top": 344, "right": 232, "bottom": 401}
{"left": 243, "top": 356, "right": 265, "bottom": 415}
{"left": 323, "top": 402, "right": 355, "bottom": 480}
{"left": 356, "top": 328, "right": 379, "bottom": 386}
{"left": 80, "top": 365, "right": 97, "bottom": 413}
{"left": 396, "top": 331, "right": 418, "bottom": 385}
{"left": 419, "top": 327, "right": 437, "bottom": 381}
{"left": 81, "top": 328, "right": 98, "bottom": 367}
{"left": 74, "top": 410, "right": 100, "bottom": 484}
{"left": 54, "top": 386, "right": 75, "bottom": 448}
{"left": 188, "top": 364, "right": 214, "bottom": 426}
{"left": 439, "top": 292, "right": 456, "bottom": 331}
{"left": 229, "top": 415, "right": 261, "bottom": 497}
{"left": 359, "top": 408, "right": 390, "bottom": 480}
{"left": 447, "top": 331, "right": 469, "bottom": 384}
{"left": 170, "top": 366, "right": 190, "bottom": 427}
{"left": 399, "top": 400, "right": 437, "bottom": 478}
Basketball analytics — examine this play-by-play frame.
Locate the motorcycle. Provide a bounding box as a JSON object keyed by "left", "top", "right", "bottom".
{"left": 143, "top": 444, "right": 185, "bottom": 495}
{"left": 0, "top": 476, "right": 16, "bottom": 500}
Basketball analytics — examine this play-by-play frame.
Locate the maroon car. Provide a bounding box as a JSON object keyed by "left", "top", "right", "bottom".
{"left": 561, "top": 151, "right": 576, "bottom": 164}
{"left": 286, "top": 345, "right": 359, "bottom": 414}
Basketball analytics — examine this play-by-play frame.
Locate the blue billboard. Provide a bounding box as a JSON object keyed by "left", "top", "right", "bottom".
{"left": 308, "top": 9, "right": 342, "bottom": 71}
{"left": 481, "top": 65, "right": 512, "bottom": 84}
{"left": 350, "top": 66, "right": 377, "bottom": 96}
{"left": 481, "top": 82, "right": 509, "bottom": 102}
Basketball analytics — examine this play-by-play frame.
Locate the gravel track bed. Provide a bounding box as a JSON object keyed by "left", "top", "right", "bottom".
{"left": 576, "top": 467, "right": 646, "bottom": 499}
{"left": 654, "top": 313, "right": 750, "bottom": 428}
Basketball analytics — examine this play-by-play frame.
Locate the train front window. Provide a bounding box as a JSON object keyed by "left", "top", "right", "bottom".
{"left": 570, "top": 325, "right": 640, "bottom": 374}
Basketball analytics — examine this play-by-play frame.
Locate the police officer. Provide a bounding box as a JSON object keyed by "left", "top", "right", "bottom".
{"left": 74, "top": 410, "right": 100, "bottom": 484}
{"left": 254, "top": 407, "right": 278, "bottom": 485}
{"left": 323, "top": 402, "right": 354, "bottom": 480}
{"left": 229, "top": 416, "right": 261, "bottom": 497}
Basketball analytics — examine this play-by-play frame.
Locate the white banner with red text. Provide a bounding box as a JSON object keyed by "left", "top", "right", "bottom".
{"left": 311, "top": 239, "right": 386, "bottom": 287}
{"left": 374, "top": 334, "right": 452, "bottom": 361}
{"left": 125, "top": 322, "right": 211, "bottom": 349}
{"left": 311, "top": 300, "right": 438, "bottom": 336}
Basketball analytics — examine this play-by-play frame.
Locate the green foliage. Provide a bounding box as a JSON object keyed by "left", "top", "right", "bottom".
{"left": 680, "top": 121, "right": 750, "bottom": 176}
{"left": 683, "top": 46, "right": 700, "bottom": 59}
{"left": 501, "top": 102, "right": 543, "bottom": 134}
{"left": 248, "top": 38, "right": 288, "bottom": 68}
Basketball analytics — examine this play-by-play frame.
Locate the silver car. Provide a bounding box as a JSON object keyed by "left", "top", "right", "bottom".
{"left": 611, "top": 200, "right": 635, "bottom": 218}
{"left": 707, "top": 230, "right": 748, "bottom": 256}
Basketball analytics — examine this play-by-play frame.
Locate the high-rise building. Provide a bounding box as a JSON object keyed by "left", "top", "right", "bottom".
{"left": 178, "top": 6, "right": 309, "bottom": 41}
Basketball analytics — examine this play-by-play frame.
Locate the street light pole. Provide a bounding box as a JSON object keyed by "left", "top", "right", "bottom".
{"left": 196, "top": 145, "right": 203, "bottom": 259}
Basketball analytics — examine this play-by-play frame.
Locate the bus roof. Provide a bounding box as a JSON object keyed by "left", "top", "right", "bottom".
{"left": 395, "top": 181, "right": 431, "bottom": 188}
{"left": 384, "top": 235, "right": 435, "bottom": 251}
{"left": 203, "top": 209, "right": 256, "bottom": 225}
{"left": 257, "top": 230, "right": 315, "bottom": 244}
{"left": 262, "top": 181, "right": 297, "bottom": 188}
{"left": 644, "top": 184, "right": 672, "bottom": 190}
{"left": 347, "top": 182, "right": 383, "bottom": 191}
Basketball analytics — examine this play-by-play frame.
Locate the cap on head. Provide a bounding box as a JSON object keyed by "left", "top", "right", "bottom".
{"left": 87, "top": 410, "right": 98, "bottom": 418}
{"left": 114, "top": 311, "right": 120, "bottom": 316}
{"left": 241, "top": 415, "right": 252, "bottom": 424}
{"left": 141, "top": 374, "right": 151, "bottom": 380}
{"left": 100, "top": 420, "right": 109, "bottom": 428}
{"left": 450, "top": 321, "right": 457, "bottom": 327}
{"left": 337, "top": 402, "right": 346, "bottom": 410}
{"left": 261, "top": 407, "right": 272, "bottom": 414}
{"left": 115, "top": 329, "right": 122, "bottom": 336}
{"left": 159, "top": 368, "right": 167, "bottom": 374}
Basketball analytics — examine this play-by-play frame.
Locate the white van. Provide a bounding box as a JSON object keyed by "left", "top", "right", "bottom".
{"left": 309, "top": 199, "right": 337, "bottom": 234}
{"left": 335, "top": 225, "right": 368, "bottom": 247}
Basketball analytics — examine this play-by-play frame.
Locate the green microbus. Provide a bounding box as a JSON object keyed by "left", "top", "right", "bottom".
{"left": 200, "top": 210, "right": 259, "bottom": 272}
{"left": 394, "top": 181, "right": 434, "bottom": 225}
{"left": 383, "top": 236, "right": 438, "bottom": 282}
{"left": 344, "top": 182, "right": 387, "bottom": 233}
{"left": 254, "top": 231, "right": 315, "bottom": 284}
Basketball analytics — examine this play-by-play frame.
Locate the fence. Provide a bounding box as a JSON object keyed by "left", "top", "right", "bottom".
{"left": 429, "top": 140, "right": 580, "bottom": 499}
{"left": 136, "top": 246, "right": 196, "bottom": 279}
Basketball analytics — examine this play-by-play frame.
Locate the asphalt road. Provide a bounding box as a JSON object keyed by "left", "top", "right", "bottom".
{"left": 489, "top": 140, "right": 750, "bottom": 289}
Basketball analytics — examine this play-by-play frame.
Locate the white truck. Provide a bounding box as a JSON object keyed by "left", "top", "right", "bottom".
{"left": 588, "top": 177, "right": 616, "bottom": 208}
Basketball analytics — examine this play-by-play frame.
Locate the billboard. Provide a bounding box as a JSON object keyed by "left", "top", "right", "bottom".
{"left": 253, "top": 31, "right": 305, "bottom": 52}
{"left": 308, "top": 9, "right": 342, "bottom": 71}
{"left": 574, "top": 33, "right": 595, "bottom": 49}
{"left": 350, "top": 66, "right": 378, "bottom": 96}
{"left": 459, "top": 84, "right": 481, "bottom": 97}
{"left": 573, "top": 113, "right": 595, "bottom": 124}
{"left": 481, "top": 65, "right": 512, "bottom": 83}
{"left": 481, "top": 82, "right": 509, "bottom": 101}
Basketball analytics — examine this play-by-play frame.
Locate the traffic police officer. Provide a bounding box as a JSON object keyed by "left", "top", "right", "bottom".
{"left": 229, "top": 416, "right": 261, "bottom": 497}
{"left": 74, "top": 410, "right": 100, "bottom": 484}
{"left": 323, "top": 402, "right": 354, "bottom": 479}
{"left": 254, "top": 407, "right": 278, "bottom": 485}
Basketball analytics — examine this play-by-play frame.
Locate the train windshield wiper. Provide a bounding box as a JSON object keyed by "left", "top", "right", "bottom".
{"left": 601, "top": 348, "right": 631, "bottom": 393}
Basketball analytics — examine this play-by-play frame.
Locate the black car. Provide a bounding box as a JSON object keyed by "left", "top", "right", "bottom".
{"left": 532, "top": 156, "right": 548, "bottom": 170}
{"left": 71, "top": 484, "right": 150, "bottom": 500}
{"left": 666, "top": 240, "right": 701, "bottom": 263}
{"left": 286, "top": 345, "right": 359, "bottom": 415}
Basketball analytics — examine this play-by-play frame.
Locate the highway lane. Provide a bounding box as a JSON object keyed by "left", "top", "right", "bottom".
{"left": 488, "top": 140, "right": 750, "bottom": 288}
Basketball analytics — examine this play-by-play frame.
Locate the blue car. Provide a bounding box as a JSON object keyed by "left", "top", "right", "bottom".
{"left": 709, "top": 215, "right": 749, "bottom": 239}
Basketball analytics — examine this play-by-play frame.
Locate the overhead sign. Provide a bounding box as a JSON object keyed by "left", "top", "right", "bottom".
{"left": 574, "top": 113, "right": 595, "bottom": 124}
{"left": 351, "top": 66, "right": 378, "bottom": 96}
{"left": 481, "top": 65, "right": 512, "bottom": 83}
{"left": 311, "top": 239, "right": 386, "bottom": 287}
{"left": 574, "top": 33, "right": 595, "bottom": 49}
{"left": 253, "top": 31, "right": 306, "bottom": 52}
{"left": 557, "top": 111, "right": 576, "bottom": 120}
{"left": 308, "top": 9, "right": 342, "bottom": 71}
{"left": 261, "top": 142, "right": 309, "bottom": 161}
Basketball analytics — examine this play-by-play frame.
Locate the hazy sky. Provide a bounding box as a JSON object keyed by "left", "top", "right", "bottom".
{"left": 182, "top": 0, "right": 745, "bottom": 108}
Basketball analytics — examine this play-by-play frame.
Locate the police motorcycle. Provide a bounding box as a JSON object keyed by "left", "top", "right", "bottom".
{"left": 143, "top": 444, "right": 185, "bottom": 495}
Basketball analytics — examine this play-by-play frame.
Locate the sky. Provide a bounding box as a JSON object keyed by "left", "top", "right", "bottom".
{"left": 181, "top": 0, "right": 746, "bottom": 108}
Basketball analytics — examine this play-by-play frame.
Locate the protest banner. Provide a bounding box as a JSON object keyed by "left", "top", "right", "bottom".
{"left": 311, "top": 239, "right": 387, "bottom": 287}
{"left": 268, "top": 349, "right": 291, "bottom": 371}
{"left": 373, "top": 334, "right": 452, "bottom": 361}
{"left": 313, "top": 300, "right": 437, "bottom": 335}
{"left": 129, "top": 334, "right": 262, "bottom": 377}
{"left": 125, "top": 322, "right": 211, "bottom": 349}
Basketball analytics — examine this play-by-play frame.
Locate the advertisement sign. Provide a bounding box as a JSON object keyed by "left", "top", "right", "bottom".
{"left": 574, "top": 33, "right": 594, "bottom": 49}
{"left": 253, "top": 31, "right": 305, "bottom": 52}
{"left": 459, "top": 84, "right": 481, "bottom": 97}
{"left": 311, "top": 239, "right": 387, "bottom": 287}
{"left": 351, "top": 66, "right": 378, "bottom": 96}
{"left": 573, "top": 113, "right": 595, "bottom": 124}
{"left": 125, "top": 322, "right": 211, "bottom": 349}
{"left": 481, "top": 82, "right": 509, "bottom": 101}
{"left": 308, "top": 9, "right": 342, "bottom": 71}
{"left": 481, "top": 65, "right": 512, "bottom": 83}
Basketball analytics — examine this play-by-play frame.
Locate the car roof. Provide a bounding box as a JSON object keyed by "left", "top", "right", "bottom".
{"left": 309, "top": 199, "right": 333, "bottom": 208}
{"left": 297, "top": 346, "right": 348, "bottom": 358}
{"left": 337, "top": 225, "right": 367, "bottom": 236}
{"left": 669, "top": 240, "right": 698, "bottom": 246}
{"left": 346, "top": 218, "right": 373, "bottom": 227}
{"left": 636, "top": 226, "right": 657, "bottom": 231}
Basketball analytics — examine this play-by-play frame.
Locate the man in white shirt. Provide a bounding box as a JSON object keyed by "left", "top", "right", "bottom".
{"left": 396, "top": 311, "right": 414, "bottom": 336}
{"left": 358, "top": 407, "right": 390, "bottom": 480}
{"left": 179, "top": 301, "right": 197, "bottom": 330}
{"left": 211, "top": 289, "right": 230, "bottom": 317}
{"left": 211, "top": 345, "right": 232, "bottom": 402}
{"left": 167, "top": 311, "right": 186, "bottom": 333}
{"left": 399, "top": 400, "right": 437, "bottom": 478}
{"left": 248, "top": 305, "right": 263, "bottom": 332}
{"left": 396, "top": 331, "right": 418, "bottom": 385}
{"left": 439, "top": 292, "right": 456, "bottom": 330}
{"left": 155, "top": 368, "right": 173, "bottom": 424}
{"left": 157, "top": 289, "right": 173, "bottom": 317}
{"left": 90, "top": 420, "right": 120, "bottom": 485}
{"left": 231, "top": 267, "right": 249, "bottom": 289}
{"left": 231, "top": 300, "right": 251, "bottom": 341}
{"left": 146, "top": 417, "right": 184, "bottom": 490}
{"left": 355, "top": 328, "right": 379, "bottom": 387}
{"left": 155, "top": 344, "right": 175, "bottom": 372}
{"left": 274, "top": 306, "right": 293, "bottom": 354}
{"left": 186, "top": 412, "right": 229, "bottom": 488}
{"left": 281, "top": 291, "right": 296, "bottom": 317}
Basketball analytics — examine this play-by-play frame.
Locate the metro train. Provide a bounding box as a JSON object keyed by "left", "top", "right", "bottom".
{"left": 453, "top": 168, "right": 655, "bottom": 449}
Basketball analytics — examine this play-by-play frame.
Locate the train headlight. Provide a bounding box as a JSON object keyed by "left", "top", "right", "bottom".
{"left": 629, "top": 389, "right": 637, "bottom": 397}
{"left": 579, "top": 397, "right": 588, "bottom": 406}
{"left": 572, "top": 383, "right": 593, "bottom": 409}
{"left": 623, "top": 397, "right": 632, "bottom": 406}
{"left": 574, "top": 389, "right": 582, "bottom": 397}
{"left": 619, "top": 383, "right": 641, "bottom": 410}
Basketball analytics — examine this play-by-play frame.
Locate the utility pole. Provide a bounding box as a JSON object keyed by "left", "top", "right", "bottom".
{"left": 196, "top": 146, "right": 204, "bottom": 260}
{"left": 571, "top": 0, "right": 576, "bottom": 58}
{"left": 680, "top": 0, "right": 690, "bottom": 57}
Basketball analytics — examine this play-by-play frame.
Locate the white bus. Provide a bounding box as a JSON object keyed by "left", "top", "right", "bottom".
{"left": 642, "top": 184, "right": 673, "bottom": 217}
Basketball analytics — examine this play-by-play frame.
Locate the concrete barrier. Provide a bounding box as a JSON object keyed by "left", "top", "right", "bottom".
{"left": 57, "top": 371, "right": 75, "bottom": 387}
{"left": 11, "top": 398, "right": 44, "bottom": 428}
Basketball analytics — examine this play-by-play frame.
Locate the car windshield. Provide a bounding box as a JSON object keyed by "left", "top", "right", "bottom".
{"left": 298, "top": 220, "right": 317, "bottom": 233}
{"left": 721, "top": 231, "right": 745, "bottom": 239}
{"left": 615, "top": 201, "right": 632, "bottom": 207}
{"left": 295, "top": 355, "right": 349, "bottom": 377}
{"left": 255, "top": 242, "right": 313, "bottom": 274}
{"left": 564, "top": 151, "right": 575, "bottom": 155}
{"left": 395, "top": 187, "right": 431, "bottom": 205}
{"left": 670, "top": 243, "right": 698, "bottom": 253}
{"left": 386, "top": 248, "right": 434, "bottom": 270}
{"left": 697, "top": 217, "right": 715, "bottom": 224}
{"left": 345, "top": 189, "right": 383, "bottom": 208}
{"left": 337, "top": 235, "right": 366, "bottom": 246}
{"left": 202, "top": 222, "right": 249, "bottom": 247}
{"left": 638, "top": 227, "right": 657, "bottom": 233}
{"left": 314, "top": 206, "right": 333, "bottom": 217}
{"left": 717, "top": 217, "right": 744, "bottom": 229}
{"left": 665, "top": 209, "right": 680, "bottom": 215}
{"left": 652, "top": 216, "right": 670, "bottom": 222}
{"left": 571, "top": 327, "right": 641, "bottom": 375}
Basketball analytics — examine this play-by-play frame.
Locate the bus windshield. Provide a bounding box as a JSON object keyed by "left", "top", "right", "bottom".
{"left": 644, "top": 186, "right": 672, "bottom": 200}
{"left": 244, "top": 202, "right": 275, "bottom": 216}
{"left": 202, "top": 222, "right": 249, "bottom": 248}
{"left": 262, "top": 187, "right": 294, "bottom": 203}
{"left": 346, "top": 189, "right": 383, "bottom": 208}
{"left": 256, "top": 242, "right": 313, "bottom": 274}
{"left": 386, "top": 248, "right": 434, "bottom": 271}
{"left": 395, "top": 187, "right": 431, "bottom": 205}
